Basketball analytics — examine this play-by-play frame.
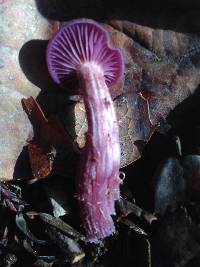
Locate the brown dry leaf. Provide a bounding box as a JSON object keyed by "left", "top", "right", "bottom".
{"left": 74, "top": 21, "right": 200, "bottom": 167}
{"left": 22, "top": 97, "right": 76, "bottom": 182}
{"left": 0, "top": 0, "right": 59, "bottom": 180}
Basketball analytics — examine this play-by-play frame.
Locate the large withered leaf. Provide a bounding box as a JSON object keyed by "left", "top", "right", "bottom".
{"left": 0, "top": 0, "right": 59, "bottom": 97}
{"left": 74, "top": 21, "right": 200, "bottom": 167}
{"left": 0, "top": 0, "right": 59, "bottom": 180}
{"left": 0, "top": 88, "right": 32, "bottom": 180}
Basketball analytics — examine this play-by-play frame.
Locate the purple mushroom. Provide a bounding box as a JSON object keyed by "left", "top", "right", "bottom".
{"left": 46, "top": 18, "right": 124, "bottom": 243}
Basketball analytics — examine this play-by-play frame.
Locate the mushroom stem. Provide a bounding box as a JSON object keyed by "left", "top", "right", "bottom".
{"left": 77, "top": 62, "right": 121, "bottom": 242}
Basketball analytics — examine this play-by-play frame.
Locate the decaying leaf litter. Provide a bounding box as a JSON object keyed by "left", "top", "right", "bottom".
{"left": 1, "top": 0, "right": 200, "bottom": 266}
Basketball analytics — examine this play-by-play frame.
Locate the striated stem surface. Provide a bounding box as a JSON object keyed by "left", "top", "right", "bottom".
{"left": 77, "top": 62, "right": 121, "bottom": 243}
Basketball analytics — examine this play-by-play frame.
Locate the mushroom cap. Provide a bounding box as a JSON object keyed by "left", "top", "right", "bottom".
{"left": 46, "top": 18, "right": 124, "bottom": 89}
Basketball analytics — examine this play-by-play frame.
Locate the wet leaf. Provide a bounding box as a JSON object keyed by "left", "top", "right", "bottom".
{"left": 27, "top": 212, "right": 85, "bottom": 241}
{"left": 16, "top": 212, "right": 47, "bottom": 245}
{"left": 46, "top": 225, "right": 85, "bottom": 264}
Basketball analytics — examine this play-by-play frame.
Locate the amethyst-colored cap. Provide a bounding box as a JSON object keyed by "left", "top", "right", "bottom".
{"left": 46, "top": 18, "right": 124, "bottom": 89}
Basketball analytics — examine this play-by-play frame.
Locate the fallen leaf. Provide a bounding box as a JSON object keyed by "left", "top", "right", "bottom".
{"left": 0, "top": 0, "right": 59, "bottom": 97}
{"left": 22, "top": 97, "right": 76, "bottom": 182}
{"left": 29, "top": 212, "right": 86, "bottom": 241}
{"left": 153, "top": 206, "right": 200, "bottom": 267}
{"left": 153, "top": 157, "right": 186, "bottom": 215}
{"left": 0, "top": 88, "right": 32, "bottom": 180}
{"left": 0, "top": 182, "right": 27, "bottom": 212}
{"left": 0, "top": 0, "right": 59, "bottom": 181}
{"left": 117, "top": 198, "right": 157, "bottom": 224}
{"left": 15, "top": 212, "right": 47, "bottom": 245}
{"left": 154, "top": 154, "right": 200, "bottom": 215}
{"left": 73, "top": 21, "right": 200, "bottom": 167}
{"left": 46, "top": 225, "right": 85, "bottom": 264}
